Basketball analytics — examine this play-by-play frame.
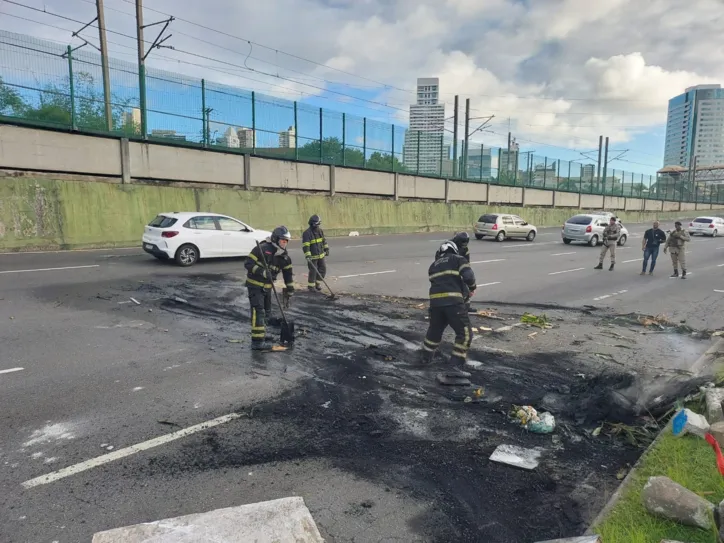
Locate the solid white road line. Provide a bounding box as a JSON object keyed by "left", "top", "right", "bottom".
{"left": 0, "top": 265, "right": 100, "bottom": 275}
{"left": 503, "top": 241, "right": 559, "bottom": 248}
{"left": 551, "top": 252, "right": 576, "bottom": 256}
{"left": 718, "top": 263, "right": 724, "bottom": 267}
{"left": 21, "top": 412, "right": 243, "bottom": 489}
{"left": 622, "top": 258, "right": 643, "bottom": 263}
{"left": 715, "top": 290, "right": 724, "bottom": 293}
{"left": 470, "top": 259, "right": 506, "bottom": 264}
{"left": 337, "top": 270, "right": 396, "bottom": 279}
{"left": 0, "top": 247, "right": 138, "bottom": 256}
{"left": 344, "top": 244, "right": 382, "bottom": 249}
{"left": 476, "top": 282, "right": 501, "bottom": 287}
{"left": 549, "top": 267, "right": 585, "bottom": 275}
{"left": 0, "top": 367, "right": 24, "bottom": 375}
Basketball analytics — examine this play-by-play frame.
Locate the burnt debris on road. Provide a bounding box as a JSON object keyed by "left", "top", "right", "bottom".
{"left": 14, "top": 271, "right": 718, "bottom": 543}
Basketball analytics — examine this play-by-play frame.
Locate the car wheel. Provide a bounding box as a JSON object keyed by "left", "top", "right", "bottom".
{"left": 563, "top": 238, "right": 572, "bottom": 245}
{"left": 617, "top": 234, "right": 627, "bottom": 246}
{"left": 526, "top": 230, "right": 536, "bottom": 242}
{"left": 475, "top": 234, "right": 484, "bottom": 240}
{"left": 589, "top": 235, "right": 599, "bottom": 247}
{"left": 175, "top": 244, "right": 199, "bottom": 267}
{"left": 495, "top": 231, "right": 506, "bottom": 242}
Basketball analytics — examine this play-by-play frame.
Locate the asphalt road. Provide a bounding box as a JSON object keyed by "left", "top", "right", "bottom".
{"left": 1, "top": 219, "right": 723, "bottom": 542}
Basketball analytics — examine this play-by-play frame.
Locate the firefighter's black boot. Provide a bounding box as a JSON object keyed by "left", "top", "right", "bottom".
{"left": 419, "top": 349, "right": 434, "bottom": 365}
{"left": 594, "top": 263, "right": 603, "bottom": 270}
{"left": 251, "top": 340, "right": 272, "bottom": 351}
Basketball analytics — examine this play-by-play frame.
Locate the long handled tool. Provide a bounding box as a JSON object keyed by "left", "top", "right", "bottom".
{"left": 307, "top": 257, "right": 338, "bottom": 300}
{"left": 255, "top": 240, "right": 295, "bottom": 345}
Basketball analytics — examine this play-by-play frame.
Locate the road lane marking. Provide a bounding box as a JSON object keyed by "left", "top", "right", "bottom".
{"left": 344, "top": 244, "right": 382, "bottom": 249}
{"left": 476, "top": 282, "right": 501, "bottom": 287}
{"left": 549, "top": 267, "right": 585, "bottom": 275}
{"left": 0, "top": 247, "right": 138, "bottom": 256}
{"left": 622, "top": 259, "right": 643, "bottom": 263}
{"left": 502, "top": 241, "right": 559, "bottom": 248}
{"left": 0, "top": 367, "right": 24, "bottom": 375}
{"left": 551, "top": 252, "right": 576, "bottom": 256}
{"left": 337, "top": 270, "right": 396, "bottom": 279}
{"left": 21, "top": 412, "right": 243, "bottom": 489}
{"left": 470, "top": 259, "right": 505, "bottom": 264}
{"left": 0, "top": 265, "right": 100, "bottom": 275}
{"left": 715, "top": 290, "right": 724, "bottom": 293}
{"left": 593, "top": 289, "right": 628, "bottom": 301}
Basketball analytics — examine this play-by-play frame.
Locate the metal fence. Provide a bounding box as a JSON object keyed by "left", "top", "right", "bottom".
{"left": 1, "top": 30, "right": 722, "bottom": 204}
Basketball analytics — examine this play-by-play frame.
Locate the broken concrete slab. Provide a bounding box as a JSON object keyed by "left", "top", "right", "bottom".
{"left": 710, "top": 421, "right": 724, "bottom": 448}
{"left": 671, "top": 408, "right": 710, "bottom": 438}
{"left": 489, "top": 444, "right": 542, "bottom": 470}
{"left": 91, "top": 497, "right": 324, "bottom": 543}
{"left": 641, "top": 476, "right": 715, "bottom": 530}
{"left": 705, "top": 388, "right": 724, "bottom": 424}
{"left": 533, "top": 536, "right": 602, "bottom": 543}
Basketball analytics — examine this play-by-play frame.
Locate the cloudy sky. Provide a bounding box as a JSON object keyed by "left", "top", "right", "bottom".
{"left": 1, "top": 0, "right": 723, "bottom": 174}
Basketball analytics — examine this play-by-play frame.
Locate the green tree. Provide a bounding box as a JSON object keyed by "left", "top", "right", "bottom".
{"left": 298, "top": 137, "right": 366, "bottom": 166}
{"left": 0, "top": 77, "right": 26, "bottom": 116}
{"left": 365, "top": 151, "right": 405, "bottom": 172}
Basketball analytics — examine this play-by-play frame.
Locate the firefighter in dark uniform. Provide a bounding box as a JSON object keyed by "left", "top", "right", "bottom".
{"left": 436, "top": 232, "right": 473, "bottom": 313}
{"left": 244, "top": 226, "right": 294, "bottom": 350}
{"left": 422, "top": 241, "right": 477, "bottom": 367}
{"left": 302, "top": 214, "right": 329, "bottom": 291}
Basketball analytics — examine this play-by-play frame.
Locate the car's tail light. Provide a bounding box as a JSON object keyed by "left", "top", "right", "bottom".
{"left": 690, "top": 223, "right": 694, "bottom": 227}
{"left": 162, "top": 231, "right": 179, "bottom": 238}
{"left": 562, "top": 224, "right": 565, "bottom": 229}
{"left": 710, "top": 224, "right": 715, "bottom": 228}
{"left": 492, "top": 224, "right": 498, "bottom": 230}
{"left": 586, "top": 225, "right": 592, "bottom": 233}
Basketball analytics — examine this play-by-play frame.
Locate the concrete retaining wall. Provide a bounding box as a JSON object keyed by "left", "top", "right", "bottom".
{"left": 251, "top": 157, "right": 329, "bottom": 191}
{"left": 398, "top": 175, "right": 445, "bottom": 200}
{"left": 697, "top": 203, "right": 712, "bottom": 211}
{"left": 662, "top": 200, "right": 680, "bottom": 212}
{"left": 625, "top": 198, "right": 644, "bottom": 211}
{"left": 580, "top": 194, "right": 604, "bottom": 209}
{"left": 645, "top": 200, "right": 664, "bottom": 212}
{"left": 489, "top": 185, "right": 523, "bottom": 204}
{"left": 555, "top": 191, "right": 579, "bottom": 207}
{"left": 604, "top": 196, "right": 625, "bottom": 210}
{"left": 335, "top": 168, "right": 394, "bottom": 196}
{"left": 448, "top": 180, "right": 487, "bottom": 203}
{"left": 523, "top": 188, "right": 553, "bottom": 206}
{"left": 680, "top": 202, "right": 697, "bottom": 211}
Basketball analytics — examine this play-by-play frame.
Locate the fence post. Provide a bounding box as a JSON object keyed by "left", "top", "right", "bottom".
{"left": 391, "top": 125, "right": 395, "bottom": 172}
{"left": 416, "top": 131, "right": 420, "bottom": 175}
{"left": 341, "top": 113, "right": 345, "bottom": 166}
{"left": 251, "top": 91, "right": 256, "bottom": 155}
{"left": 439, "top": 135, "right": 444, "bottom": 177}
{"left": 543, "top": 156, "right": 547, "bottom": 187}
{"left": 363, "top": 117, "right": 367, "bottom": 168}
{"left": 294, "top": 101, "right": 298, "bottom": 161}
{"left": 139, "top": 64, "right": 147, "bottom": 139}
{"left": 201, "top": 79, "right": 207, "bottom": 147}
{"left": 66, "top": 46, "right": 76, "bottom": 131}
{"left": 319, "top": 107, "right": 323, "bottom": 164}
{"left": 479, "top": 145, "right": 484, "bottom": 182}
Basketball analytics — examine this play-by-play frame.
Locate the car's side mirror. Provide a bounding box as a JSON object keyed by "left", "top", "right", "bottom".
{"left": 521, "top": 222, "right": 528, "bottom": 226}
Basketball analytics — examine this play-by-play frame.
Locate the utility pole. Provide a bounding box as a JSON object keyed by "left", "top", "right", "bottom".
{"left": 601, "top": 136, "right": 609, "bottom": 195}
{"left": 507, "top": 131, "right": 512, "bottom": 173}
{"left": 96, "top": 0, "right": 113, "bottom": 130}
{"left": 452, "top": 95, "right": 459, "bottom": 178}
{"left": 135, "top": 0, "right": 147, "bottom": 138}
{"left": 595, "top": 135, "right": 603, "bottom": 192}
{"left": 462, "top": 98, "right": 470, "bottom": 179}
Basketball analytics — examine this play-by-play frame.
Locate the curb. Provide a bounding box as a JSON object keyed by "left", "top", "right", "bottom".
{"left": 585, "top": 337, "right": 724, "bottom": 535}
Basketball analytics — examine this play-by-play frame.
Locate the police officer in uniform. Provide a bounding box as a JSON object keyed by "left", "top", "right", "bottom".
{"left": 594, "top": 216, "right": 621, "bottom": 271}
{"left": 664, "top": 221, "right": 691, "bottom": 278}
{"left": 422, "top": 241, "right": 477, "bottom": 368}
{"left": 244, "top": 226, "right": 294, "bottom": 350}
{"left": 302, "top": 214, "right": 329, "bottom": 291}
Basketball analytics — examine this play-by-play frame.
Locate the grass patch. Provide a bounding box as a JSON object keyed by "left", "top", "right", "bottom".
{"left": 594, "top": 427, "right": 724, "bottom": 542}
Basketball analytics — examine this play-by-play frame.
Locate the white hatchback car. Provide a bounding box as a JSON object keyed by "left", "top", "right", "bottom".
{"left": 142, "top": 212, "right": 272, "bottom": 266}
{"left": 688, "top": 216, "right": 724, "bottom": 237}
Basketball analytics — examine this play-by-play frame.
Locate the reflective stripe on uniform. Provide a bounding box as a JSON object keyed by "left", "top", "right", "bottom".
{"left": 248, "top": 253, "right": 259, "bottom": 262}
{"left": 246, "top": 278, "right": 272, "bottom": 289}
{"left": 429, "top": 292, "right": 463, "bottom": 299}
{"left": 459, "top": 263, "right": 471, "bottom": 271}
{"left": 429, "top": 270, "right": 460, "bottom": 280}
{"left": 302, "top": 237, "right": 325, "bottom": 246}
{"left": 423, "top": 344, "right": 436, "bottom": 352}
{"left": 307, "top": 254, "right": 324, "bottom": 260}
{"left": 283, "top": 264, "right": 293, "bottom": 270}
{"left": 308, "top": 282, "right": 316, "bottom": 287}
{"left": 424, "top": 338, "right": 440, "bottom": 347}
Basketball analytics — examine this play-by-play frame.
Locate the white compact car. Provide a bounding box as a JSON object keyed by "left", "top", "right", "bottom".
{"left": 142, "top": 212, "right": 272, "bottom": 266}
{"left": 688, "top": 216, "right": 724, "bottom": 237}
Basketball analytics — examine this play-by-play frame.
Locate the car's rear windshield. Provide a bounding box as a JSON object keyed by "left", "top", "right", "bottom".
{"left": 694, "top": 218, "right": 713, "bottom": 224}
{"left": 148, "top": 215, "right": 178, "bottom": 228}
{"left": 478, "top": 214, "right": 498, "bottom": 223}
{"left": 567, "top": 215, "right": 592, "bottom": 225}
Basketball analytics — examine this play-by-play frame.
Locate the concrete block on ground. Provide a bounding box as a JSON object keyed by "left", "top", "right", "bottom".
{"left": 641, "top": 476, "right": 715, "bottom": 530}
{"left": 533, "top": 537, "right": 601, "bottom": 543}
{"left": 489, "top": 444, "right": 542, "bottom": 470}
{"left": 672, "top": 408, "right": 710, "bottom": 438}
{"left": 91, "top": 497, "right": 324, "bottom": 543}
{"left": 710, "top": 421, "right": 724, "bottom": 448}
{"left": 705, "top": 388, "right": 724, "bottom": 424}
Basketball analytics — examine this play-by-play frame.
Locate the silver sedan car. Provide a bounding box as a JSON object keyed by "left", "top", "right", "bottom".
{"left": 474, "top": 213, "right": 538, "bottom": 242}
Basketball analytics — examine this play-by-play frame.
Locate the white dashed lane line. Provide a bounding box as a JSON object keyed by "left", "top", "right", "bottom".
{"left": 593, "top": 289, "right": 628, "bottom": 301}
{"left": 622, "top": 258, "right": 643, "bottom": 264}
{"left": 343, "top": 244, "right": 382, "bottom": 249}
{"left": 476, "top": 282, "right": 501, "bottom": 288}
{"left": 470, "top": 259, "right": 505, "bottom": 264}
{"left": 549, "top": 268, "right": 585, "bottom": 276}
{"left": 337, "top": 270, "right": 396, "bottom": 279}
{"left": 0, "top": 367, "right": 24, "bottom": 375}
{"left": 0, "top": 265, "right": 100, "bottom": 275}
{"left": 551, "top": 252, "right": 576, "bottom": 256}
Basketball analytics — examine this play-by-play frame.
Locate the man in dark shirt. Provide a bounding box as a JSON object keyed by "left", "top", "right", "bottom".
{"left": 641, "top": 220, "right": 667, "bottom": 275}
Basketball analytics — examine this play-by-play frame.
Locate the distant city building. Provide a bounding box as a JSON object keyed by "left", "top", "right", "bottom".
{"left": 461, "top": 147, "right": 492, "bottom": 179}
{"left": 217, "top": 126, "right": 240, "bottom": 148}
{"left": 499, "top": 140, "right": 520, "bottom": 173}
{"left": 664, "top": 84, "right": 724, "bottom": 168}
{"left": 150, "top": 129, "right": 186, "bottom": 141}
{"left": 403, "top": 78, "right": 446, "bottom": 175}
{"left": 279, "top": 126, "right": 296, "bottom": 149}
{"left": 581, "top": 164, "right": 596, "bottom": 181}
{"left": 121, "top": 108, "right": 141, "bottom": 131}
{"left": 237, "top": 127, "right": 256, "bottom": 148}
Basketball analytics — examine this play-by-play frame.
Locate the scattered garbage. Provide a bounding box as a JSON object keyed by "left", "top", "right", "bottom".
{"left": 489, "top": 444, "right": 542, "bottom": 470}
{"left": 528, "top": 332, "right": 538, "bottom": 339}
{"left": 436, "top": 372, "right": 471, "bottom": 386}
{"left": 129, "top": 297, "right": 140, "bottom": 305}
{"left": 349, "top": 231, "right": 360, "bottom": 237}
{"left": 226, "top": 339, "right": 243, "bottom": 343}
{"left": 641, "top": 476, "right": 716, "bottom": 530}
{"left": 173, "top": 296, "right": 188, "bottom": 304}
{"left": 510, "top": 405, "right": 556, "bottom": 434}
{"left": 672, "top": 408, "right": 710, "bottom": 438}
{"left": 638, "top": 314, "right": 673, "bottom": 328}
{"left": 463, "top": 388, "right": 484, "bottom": 403}
{"left": 704, "top": 433, "right": 724, "bottom": 476}
{"left": 476, "top": 310, "right": 503, "bottom": 320}
{"left": 520, "top": 312, "right": 551, "bottom": 329}
{"left": 494, "top": 323, "right": 524, "bottom": 333}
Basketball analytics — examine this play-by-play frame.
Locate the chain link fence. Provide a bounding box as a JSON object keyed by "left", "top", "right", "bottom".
{"left": 1, "top": 30, "right": 721, "bottom": 204}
